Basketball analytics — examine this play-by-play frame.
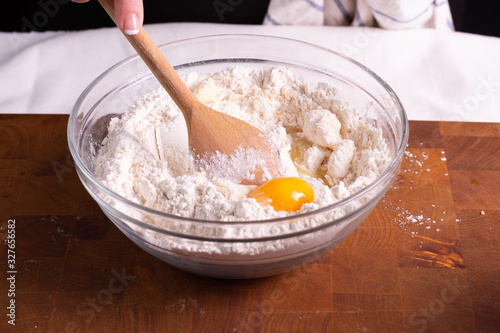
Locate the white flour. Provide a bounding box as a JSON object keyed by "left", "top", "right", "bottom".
{"left": 94, "top": 66, "right": 390, "bottom": 255}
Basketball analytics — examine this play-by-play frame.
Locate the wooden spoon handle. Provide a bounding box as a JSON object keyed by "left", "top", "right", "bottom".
{"left": 98, "top": 0, "right": 196, "bottom": 122}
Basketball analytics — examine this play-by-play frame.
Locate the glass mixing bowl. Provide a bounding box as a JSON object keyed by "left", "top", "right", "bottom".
{"left": 68, "top": 35, "right": 408, "bottom": 279}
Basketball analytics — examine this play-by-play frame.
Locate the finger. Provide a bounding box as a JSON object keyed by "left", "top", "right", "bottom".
{"left": 71, "top": 0, "right": 90, "bottom": 3}
{"left": 114, "top": 0, "right": 144, "bottom": 35}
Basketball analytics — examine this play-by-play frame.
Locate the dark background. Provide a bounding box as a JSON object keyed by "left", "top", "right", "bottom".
{"left": 2, "top": 0, "right": 500, "bottom": 37}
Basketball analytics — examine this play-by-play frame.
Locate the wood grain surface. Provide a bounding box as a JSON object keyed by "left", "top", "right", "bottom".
{"left": 0, "top": 115, "right": 499, "bottom": 333}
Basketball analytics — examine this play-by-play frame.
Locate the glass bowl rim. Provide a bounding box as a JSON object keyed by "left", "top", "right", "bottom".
{"left": 67, "top": 33, "right": 409, "bottom": 229}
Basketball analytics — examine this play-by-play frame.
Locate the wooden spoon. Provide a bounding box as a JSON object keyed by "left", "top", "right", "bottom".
{"left": 98, "top": 0, "right": 282, "bottom": 185}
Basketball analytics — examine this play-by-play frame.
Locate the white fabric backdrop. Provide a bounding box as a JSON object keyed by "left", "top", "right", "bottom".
{"left": 1, "top": 23, "right": 499, "bottom": 122}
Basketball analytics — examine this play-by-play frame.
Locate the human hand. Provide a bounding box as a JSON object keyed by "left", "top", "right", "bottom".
{"left": 72, "top": 0, "right": 144, "bottom": 35}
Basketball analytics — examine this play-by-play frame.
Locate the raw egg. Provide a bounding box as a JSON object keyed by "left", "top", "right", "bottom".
{"left": 249, "top": 177, "right": 314, "bottom": 212}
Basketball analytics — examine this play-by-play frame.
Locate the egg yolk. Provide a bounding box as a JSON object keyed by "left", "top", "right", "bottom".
{"left": 249, "top": 177, "right": 314, "bottom": 212}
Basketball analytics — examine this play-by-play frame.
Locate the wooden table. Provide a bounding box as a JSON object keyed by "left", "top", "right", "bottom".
{"left": 1, "top": 115, "right": 499, "bottom": 333}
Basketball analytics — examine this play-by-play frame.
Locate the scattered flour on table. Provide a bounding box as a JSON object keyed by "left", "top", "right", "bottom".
{"left": 93, "top": 66, "right": 391, "bottom": 255}
{"left": 382, "top": 149, "right": 463, "bottom": 251}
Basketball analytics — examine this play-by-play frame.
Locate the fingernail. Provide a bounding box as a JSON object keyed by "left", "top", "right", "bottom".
{"left": 124, "top": 13, "right": 140, "bottom": 35}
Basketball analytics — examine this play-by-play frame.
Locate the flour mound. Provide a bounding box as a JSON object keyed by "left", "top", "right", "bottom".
{"left": 94, "top": 66, "right": 390, "bottom": 222}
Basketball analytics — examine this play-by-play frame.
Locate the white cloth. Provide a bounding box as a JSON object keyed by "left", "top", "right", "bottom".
{"left": 264, "top": 0, "right": 454, "bottom": 30}
{"left": 0, "top": 23, "right": 499, "bottom": 123}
